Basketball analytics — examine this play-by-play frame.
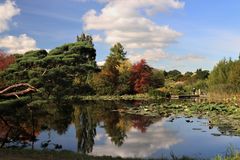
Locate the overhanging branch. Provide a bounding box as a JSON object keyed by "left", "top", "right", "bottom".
{"left": 0, "top": 83, "right": 38, "bottom": 99}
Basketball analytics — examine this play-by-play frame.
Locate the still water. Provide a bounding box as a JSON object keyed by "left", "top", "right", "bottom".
{"left": 0, "top": 100, "right": 240, "bottom": 159}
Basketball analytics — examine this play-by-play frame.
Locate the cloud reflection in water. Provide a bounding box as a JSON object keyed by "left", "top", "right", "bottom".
{"left": 91, "top": 119, "right": 182, "bottom": 158}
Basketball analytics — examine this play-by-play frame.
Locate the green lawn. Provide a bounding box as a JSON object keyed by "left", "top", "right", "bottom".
{"left": 0, "top": 149, "right": 194, "bottom": 160}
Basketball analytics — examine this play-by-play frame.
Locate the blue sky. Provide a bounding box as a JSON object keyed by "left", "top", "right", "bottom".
{"left": 0, "top": 0, "right": 240, "bottom": 72}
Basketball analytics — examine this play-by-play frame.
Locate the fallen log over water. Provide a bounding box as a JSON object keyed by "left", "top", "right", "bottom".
{"left": 0, "top": 83, "right": 37, "bottom": 99}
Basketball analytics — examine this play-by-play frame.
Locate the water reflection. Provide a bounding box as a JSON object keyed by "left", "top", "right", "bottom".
{"left": 72, "top": 101, "right": 158, "bottom": 153}
{"left": 0, "top": 100, "right": 240, "bottom": 158}
{"left": 92, "top": 120, "right": 182, "bottom": 158}
{"left": 0, "top": 102, "right": 73, "bottom": 149}
{"left": 73, "top": 105, "right": 96, "bottom": 153}
{"left": 71, "top": 101, "right": 182, "bottom": 157}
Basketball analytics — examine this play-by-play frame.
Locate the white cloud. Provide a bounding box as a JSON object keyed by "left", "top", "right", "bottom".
{"left": 83, "top": 0, "right": 184, "bottom": 63}
{"left": 0, "top": 0, "right": 20, "bottom": 33}
{"left": 45, "top": 49, "right": 51, "bottom": 53}
{"left": 0, "top": 1, "right": 39, "bottom": 54}
{"left": 174, "top": 54, "right": 205, "bottom": 61}
{"left": 0, "top": 34, "right": 38, "bottom": 54}
{"left": 93, "top": 34, "right": 103, "bottom": 42}
{"left": 128, "top": 49, "right": 168, "bottom": 63}
{"left": 97, "top": 61, "right": 105, "bottom": 66}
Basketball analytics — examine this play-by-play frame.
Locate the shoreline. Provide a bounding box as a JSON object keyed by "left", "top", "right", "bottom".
{"left": 0, "top": 149, "right": 193, "bottom": 160}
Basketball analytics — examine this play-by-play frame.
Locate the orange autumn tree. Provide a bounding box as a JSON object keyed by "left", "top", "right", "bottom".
{"left": 130, "top": 59, "right": 152, "bottom": 93}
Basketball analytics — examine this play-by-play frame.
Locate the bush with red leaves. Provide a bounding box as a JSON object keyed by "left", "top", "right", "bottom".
{"left": 0, "top": 50, "right": 15, "bottom": 71}
{"left": 130, "top": 59, "right": 152, "bottom": 93}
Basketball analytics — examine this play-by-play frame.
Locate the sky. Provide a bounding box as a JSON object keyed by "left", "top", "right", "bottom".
{"left": 0, "top": 0, "right": 240, "bottom": 72}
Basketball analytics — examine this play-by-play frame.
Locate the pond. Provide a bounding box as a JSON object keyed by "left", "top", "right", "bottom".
{"left": 0, "top": 100, "right": 240, "bottom": 159}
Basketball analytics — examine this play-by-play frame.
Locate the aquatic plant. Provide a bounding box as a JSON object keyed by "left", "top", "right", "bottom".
{"left": 125, "top": 101, "right": 240, "bottom": 136}
{"left": 214, "top": 145, "right": 240, "bottom": 160}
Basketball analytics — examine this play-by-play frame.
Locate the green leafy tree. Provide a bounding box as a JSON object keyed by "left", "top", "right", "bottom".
{"left": 166, "top": 69, "right": 182, "bottom": 81}
{"left": 0, "top": 34, "right": 98, "bottom": 99}
{"left": 228, "top": 61, "right": 240, "bottom": 91}
{"left": 195, "top": 69, "right": 209, "bottom": 80}
{"left": 109, "top": 43, "right": 126, "bottom": 61}
{"left": 90, "top": 43, "right": 127, "bottom": 95}
{"left": 116, "top": 60, "right": 132, "bottom": 95}
{"left": 208, "top": 59, "right": 231, "bottom": 87}
{"left": 0, "top": 50, "right": 48, "bottom": 86}
{"left": 150, "top": 69, "right": 165, "bottom": 88}
{"left": 41, "top": 68, "right": 71, "bottom": 101}
{"left": 77, "top": 33, "right": 93, "bottom": 47}
{"left": 208, "top": 58, "right": 240, "bottom": 93}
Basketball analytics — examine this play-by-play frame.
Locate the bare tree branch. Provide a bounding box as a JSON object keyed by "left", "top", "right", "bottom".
{"left": 0, "top": 83, "right": 37, "bottom": 98}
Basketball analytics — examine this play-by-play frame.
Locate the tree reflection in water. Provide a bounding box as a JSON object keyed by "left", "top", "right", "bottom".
{"left": 0, "top": 100, "right": 159, "bottom": 154}
{"left": 73, "top": 105, "right": 96, "bottom": 153}
{"left": 0, "top": 104, "right": 39, "bottom": 149}
{"left": 0, "top": 102, "right": 73, "bottom": 150}
{"left": 73, "top": 101, "right": 158, "bottom": 152}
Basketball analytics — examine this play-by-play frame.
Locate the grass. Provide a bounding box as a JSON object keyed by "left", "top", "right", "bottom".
{"left": 0, "top": 149, "right": 146, "bottom": 160}
{"left": 1, "top": 146, "right": 239, "bottom": 160}
{"left": 0, "top": 149, "right": 195, "bottom": 160}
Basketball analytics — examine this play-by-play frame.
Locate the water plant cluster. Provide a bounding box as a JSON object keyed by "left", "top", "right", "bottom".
{"left": 125, "top": 101, "right": 240, "bottom": 136}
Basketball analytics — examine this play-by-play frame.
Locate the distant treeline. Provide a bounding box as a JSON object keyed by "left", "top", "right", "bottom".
{"left": 0, "top": 33, "right": 240, "bottom": 100}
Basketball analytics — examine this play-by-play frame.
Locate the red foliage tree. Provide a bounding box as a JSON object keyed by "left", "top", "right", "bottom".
{"left": 130, "top": 59, "right": 152, "bottom": 93}
{"left": 131, "top": 115, "right": 152, "bottom": 133}
{"left": 0, "top": 50, "right": 15, "bottom": 71}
